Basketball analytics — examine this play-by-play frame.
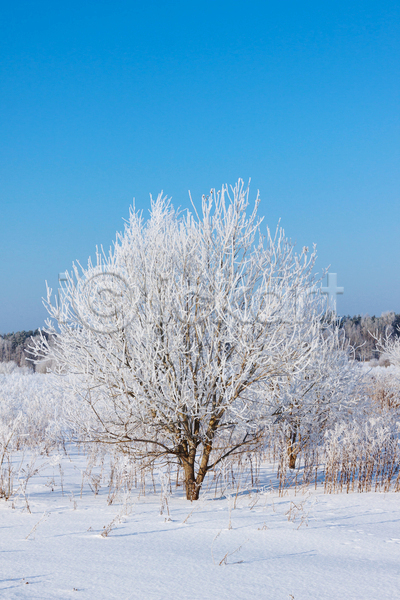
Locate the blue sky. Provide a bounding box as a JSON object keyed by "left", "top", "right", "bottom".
{"left": 0, "top": 0, "right": 399, "bottom": 333}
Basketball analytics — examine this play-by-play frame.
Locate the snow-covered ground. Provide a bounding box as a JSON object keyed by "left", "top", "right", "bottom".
{"left": 1, "top": 448, "right": 399, "bottom": 600}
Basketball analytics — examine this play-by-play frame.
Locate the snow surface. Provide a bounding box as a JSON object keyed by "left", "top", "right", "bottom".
{"left": 1, "top": 449, "right": 399, "bottom": 600}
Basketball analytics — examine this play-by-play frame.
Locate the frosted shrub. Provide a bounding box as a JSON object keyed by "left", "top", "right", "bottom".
{"left": 321, "top": 366, "right": 400, "bottom": 493}
{"left": 377, "top": 333, "right": 400, "bottom": 368}
{"left": 324, "top": 415, "right": 400, "bottom": 493}
{"left": 269, "top": 326, "right": 364, "bottom": 472}
{"left": 0, "top": 361, "right": 31, "bottom": 375}
{"left": 266, "top": 362, "right": 400, "bottom": 493}
{"left": 368, "top": 365, "right": 400, "bottom": 410}
{"left": 0, "top": 369, "right": 69, "bottom": 449}
{"left": 0, "top": 367, "right": 71, "bottom": 498}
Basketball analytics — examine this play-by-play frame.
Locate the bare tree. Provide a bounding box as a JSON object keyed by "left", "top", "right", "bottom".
{"left": 31, "top": 181, "right": 325, "bottom": 500}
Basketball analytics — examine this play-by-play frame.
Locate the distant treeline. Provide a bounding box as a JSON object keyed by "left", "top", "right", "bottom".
{"left": 340, "top": 312, "right": 400, "bottom": 362}
{"left": 0, "top": 329, "right": 50, "bottom": 371}
{"left": 1, "top": 312, "right": 400, "bottom": 369}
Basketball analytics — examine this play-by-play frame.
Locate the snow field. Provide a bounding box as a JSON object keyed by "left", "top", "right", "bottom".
{"left": 1, "top": 447, "right": 399, "bottom": 600}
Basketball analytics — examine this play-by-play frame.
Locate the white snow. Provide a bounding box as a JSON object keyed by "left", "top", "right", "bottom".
{"left": 1, "top": 448, "right": 399, "bottom": 600}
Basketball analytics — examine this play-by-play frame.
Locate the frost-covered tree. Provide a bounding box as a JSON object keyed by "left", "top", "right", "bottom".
{"left": 271, "top": 326, "right": 364, "bottom": 469}
{"left": 32, "top": 181, "right": 325, "bottom": 500}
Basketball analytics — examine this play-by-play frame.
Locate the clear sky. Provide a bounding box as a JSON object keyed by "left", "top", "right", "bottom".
{"left": 0, "top": 0, "right": 399, "bottom": 333}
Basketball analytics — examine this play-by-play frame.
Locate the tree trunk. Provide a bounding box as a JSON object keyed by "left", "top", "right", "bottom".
{"left": 182, "top": 459, "right": 198, "bottom": 500}
{"left": 287, "top": 427, "right": 298, "bottom": 470}
{"left": 288, "top": 449, "right": 297, "bottom": 469}
{"left": 180, "top": 444, "right": 212, "bottom": 501}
